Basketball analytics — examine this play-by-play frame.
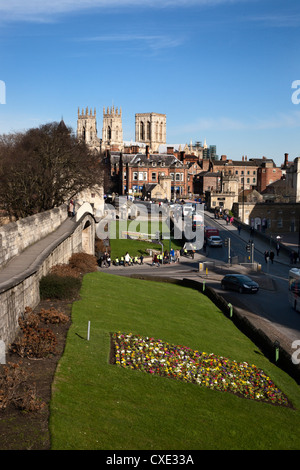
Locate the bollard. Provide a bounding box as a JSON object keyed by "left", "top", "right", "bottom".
{"left": 202, "top": 280, "right": 205, "bottom": 292}
{"left": 87, "top": 321, "right": 91, "bottom": 341}
{"left": 0, "top": 340, "right": 6, "bottom": 364}
{"left": 206, "top": 267, "right": 208, "bottom": 277}
{"left": 228, "top": 303, "right": 233, "bottom": 318}
{"left": 274, "top": 340, "right": 280, "bottom": 362}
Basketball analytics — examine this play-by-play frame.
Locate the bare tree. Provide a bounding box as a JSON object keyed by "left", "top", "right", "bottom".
{"left": 0, "top": 121, "right": 104, "bottom": 219}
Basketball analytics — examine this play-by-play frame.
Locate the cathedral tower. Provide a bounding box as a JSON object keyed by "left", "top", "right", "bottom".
{"left": 77, "top": 107, "right": 99, "bottom": 151}
{"left": 102, "top": 105, "right": 123, "bottom": 150}
{"left": 135, "top": 112, "right": 166, "bottom": 152}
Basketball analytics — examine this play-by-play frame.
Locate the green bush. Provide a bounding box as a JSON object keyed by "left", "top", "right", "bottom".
{"left": 39, "top": 274, "right": 82, "bottom": 300}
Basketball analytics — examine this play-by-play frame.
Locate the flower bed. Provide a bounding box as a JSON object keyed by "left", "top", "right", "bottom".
{"left": 112, "top": 332, "right": 289, "bottom": 406}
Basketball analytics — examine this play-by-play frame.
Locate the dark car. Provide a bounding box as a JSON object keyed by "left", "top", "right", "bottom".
{"left": 221, "top": 274, "right": 259, "bottom": 293}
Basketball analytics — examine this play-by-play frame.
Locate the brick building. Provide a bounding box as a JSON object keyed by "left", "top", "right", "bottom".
{"left": 110, "top": 146, "right": 189, "bottom": 198}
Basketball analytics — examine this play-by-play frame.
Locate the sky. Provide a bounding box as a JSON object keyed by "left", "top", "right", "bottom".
{"left": 0, "top": 0, "right": 299, "bottom": 166}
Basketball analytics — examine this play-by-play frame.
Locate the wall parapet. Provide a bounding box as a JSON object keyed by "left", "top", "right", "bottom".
{"left": 0, "top": 205, "right": 68, "bottom": 270}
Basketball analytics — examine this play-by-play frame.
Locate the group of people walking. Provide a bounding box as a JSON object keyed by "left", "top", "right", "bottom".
{"left": 97, "top": 248, "right": 182, "bottom": 268}
{"left": 98, "top": 251, "right": 144, "bottom": 267}
{"left": 151, "top": 248, "right": 180, "bottom": 266}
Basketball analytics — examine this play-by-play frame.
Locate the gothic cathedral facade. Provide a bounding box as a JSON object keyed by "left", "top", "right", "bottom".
{"left": 77, "top": 107, "right": 166, "bottom": 153}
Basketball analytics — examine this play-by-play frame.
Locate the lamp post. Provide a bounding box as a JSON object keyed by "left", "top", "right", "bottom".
{"left": 242, "top": 177, "right": 245, "bottom": 224}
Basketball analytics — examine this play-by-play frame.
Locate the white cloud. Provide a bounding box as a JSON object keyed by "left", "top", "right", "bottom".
{"left": 0, "top": 0, "right": 250, "bottom": 23}
{"left": 245, "top": 14, "right": 300, "bottom": 28}
{"left": 79, "top": 33, "right": 184, "bottom": 52}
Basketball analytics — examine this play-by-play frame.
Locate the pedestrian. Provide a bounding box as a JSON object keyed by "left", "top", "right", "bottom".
{"left": 269, "top": 251, "right": 274, "bottom": 264}
{"left": 175, "top": 249, "right": 180, "bottom": 263}
{"left": 140, "top": 254, "right": 144, "bottom": 265}
{"left": 103, "top": 252, "right": 108, "bottom": 267}
{"left": 276, "top": 243, "right": 280, "bottom": 256}
{"left": 170, "top": 248, "right": 175, "bottom": 262}
{"left": 264, "top": 250, "right": 269, "bottom": 263}
{"left": 152, "top": 253, "right": 159, "bottom": 267}
{"left": 124, "top": 252, "right": 131, "bottom": 266}
{"left": 68, "top": 199, "right": 74, "bottom": 217}
{"left": 293, "top": 251, "right": 298, "bottom": 264}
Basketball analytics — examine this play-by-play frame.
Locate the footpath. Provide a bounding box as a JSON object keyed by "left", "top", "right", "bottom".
{"left": 0, "top": 217, "right": 76, "bottom": 292}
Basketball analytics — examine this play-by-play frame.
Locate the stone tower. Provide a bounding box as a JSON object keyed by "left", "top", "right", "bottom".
{"left": 135, "top": 113, "right": 166, "bottom": 152}
{"left": 77, "top": 107, "right": 100, "bottom": 151}
{"left": 102, "top": 105, "right": 123, "bottom": 150}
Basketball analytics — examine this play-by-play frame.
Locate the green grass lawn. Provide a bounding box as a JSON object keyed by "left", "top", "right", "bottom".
{"left": 108, "top": 219, "right": 182, "bottom": 259}
{"left": 49, "top": 272, "right": 300, "bottom": 450}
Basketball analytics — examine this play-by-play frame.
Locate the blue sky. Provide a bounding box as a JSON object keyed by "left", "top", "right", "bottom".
{"left": 0, "top": 0, "right": 299, "bottom": 166}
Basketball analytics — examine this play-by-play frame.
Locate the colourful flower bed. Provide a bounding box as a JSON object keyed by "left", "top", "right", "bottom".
{"left": 112, "top": 332, "right": 289, "bottom": 406}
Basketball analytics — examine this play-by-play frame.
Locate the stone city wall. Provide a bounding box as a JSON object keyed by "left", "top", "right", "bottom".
{"left": 0, "top": 205, "right": 68, "bottom": 269}
{"left": 0, "top": 212, "right": 95, "bottom": 349}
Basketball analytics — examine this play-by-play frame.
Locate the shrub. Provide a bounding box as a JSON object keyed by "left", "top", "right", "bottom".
{"left": 12, "top": 323, "right": 57, "bottom": 359}
{"left": 39, "top": 274, "right": 81, "bottom": 300}
{"left": 39, "top": 307, "right": 69, "bottom": 324}
{"left": 0, "top": 362, "right": 45, "bottom": 412}
{"left": 50, "top": 264, "right": 81, "bottom": 278}
{"left": 11, "top": 308, "right": 58, "bottom": 359}
{"left": 68, "top": 252, "right": 98, "bottom": 274}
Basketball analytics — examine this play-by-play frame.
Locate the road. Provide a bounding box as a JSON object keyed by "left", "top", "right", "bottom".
{"left": 202, "top": 212, "right": 300, "bottom": 348}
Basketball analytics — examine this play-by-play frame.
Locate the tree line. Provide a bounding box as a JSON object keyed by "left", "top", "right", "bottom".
{"left": 0, "top": 121, "right": 105, "bottom": 220}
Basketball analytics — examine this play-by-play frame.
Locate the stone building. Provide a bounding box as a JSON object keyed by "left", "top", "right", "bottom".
{"left": 77, "top": 107, "right": 99, "bottom": 151}
{"left": 135, "top": 113, "right": 166, "bottom": 152}
{"left": 102, "top": 106, "right": 123, "bottom": 151}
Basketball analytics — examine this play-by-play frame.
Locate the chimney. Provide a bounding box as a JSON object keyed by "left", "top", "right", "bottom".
{"left": 284, "top": 153, "right": 289, "bottom": 165}
{"left": 242, "top": 156, "right": 244, "bottom": 161}
{"left": 167, "top": 146, "right": 174, "bottom": 154}
{"left": 146, "top": 145, "right": 150, "bottom": 159}
{"left": 221, "top": 155, "right": 227, "bottom": 161}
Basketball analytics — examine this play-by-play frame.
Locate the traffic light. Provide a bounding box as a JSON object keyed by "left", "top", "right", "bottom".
{"left": 246, "top": 243, "right": 251, "bottom": 253}
{"left": 224, "top": 238, "right": 228, "bottom": 247}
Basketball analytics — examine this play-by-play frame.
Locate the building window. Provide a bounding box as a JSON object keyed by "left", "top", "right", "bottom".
{"left": 247, "top": 178, "right": 250, "bottom": 184}
{"left": 175, "top": 173, "right": 181, "bottom": 181}
{"left": 170, "top": 173, "right": 174, "bottom": 181}
{"left": 277, "top": 218, "right": 283, "bottom": 228}
{"left": 151, "top": 172, "right": 157, "bottom": 181}
{"left": 138, "top": 172, "right": 144, "bottom": 181}
{"left": 143, "top": 172, "right": 147, "bottom": 181}
{"left": 133, "top": 172, "right": 138, "bottom": 181}
{"left": 253, "top": 178, "right": 256, "bottom": 183}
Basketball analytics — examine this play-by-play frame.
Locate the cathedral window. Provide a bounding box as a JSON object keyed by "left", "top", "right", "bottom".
{"left": 147, "top": 121, "right": 151, "bottom": 140}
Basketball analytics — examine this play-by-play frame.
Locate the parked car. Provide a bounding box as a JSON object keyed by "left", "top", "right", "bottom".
{"left": 221, "top": 274, "right": 259, "bottom": 293}
{"left": 207, "top": 235, "right": 223, "bottom": 247}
